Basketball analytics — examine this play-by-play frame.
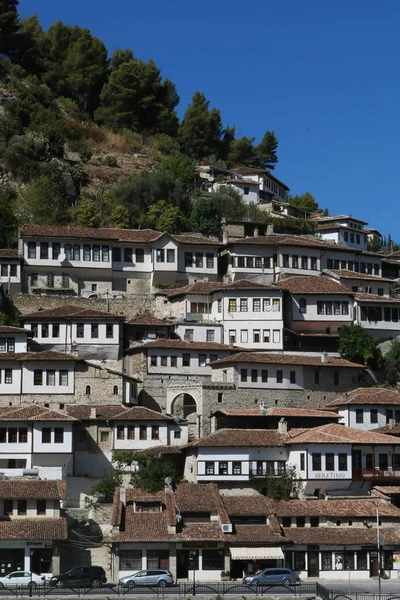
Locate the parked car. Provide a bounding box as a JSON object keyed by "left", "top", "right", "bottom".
{"left": 243, "top": 568, "right": 300, "bottom": 586}
{"left": 119, "top": 570, "right": 174, "bottom": 588}
{"left": 0, "top": 572, "right": 45, "bottom": 588}
{"left": 49, "top": 566, "right": 107, "bottom": 588}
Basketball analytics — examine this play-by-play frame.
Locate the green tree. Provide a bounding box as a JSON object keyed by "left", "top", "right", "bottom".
{"left": 289, "top": 191, "right": 321, "bottom": 215}
{"left": 144, "top": 200, "right": 187, "bottom": 234}
{"left": 189, "top": 196, "right": 220, "bottom": 236}
{"left": 0, "top": 0, "right": 19, "bottom": 55}
{"left": 226, "top": 136, "right": 257, "bottom": 167}
{"left": 110, "top": 205, "right": 130, "bottom": 229}
{"left": 12, "top": 15, "right": 46, "bottom": 75}
{"left": 338, "top": 324, "right": 383, "bottom": 369}
{"left": 190, "top": 187, "right": 248, "bottom": 236}
{"left": 15, "top": 174, "right": 68, "bottom": 225}
{"left": 131, "top": 452, "right": 176, "bottom": 494}
{"left": 0, "top": 188, "right": 17, "bottom": 248}
{"left": 157, "top": 152, "right": 197, "bottom": 190}
{"left": 367, "top": 237, "right": 382, "bottom": 253}
{"left": 256, "top": 130, "right": 278, "bottom": 170}
{"left": 266, "top": 465, "right": 301, "bottom": 501}
{"left": 85, "top": 468, "right": 123, "bottom": 505}
{"left": 75, "top": 196, "right": 100, "bottom": 227}
{"left": 178, "top": 91, "right": 223, "bottom": 159}
{"left": 95, "top": 54, "right": 179, "bottom": 134}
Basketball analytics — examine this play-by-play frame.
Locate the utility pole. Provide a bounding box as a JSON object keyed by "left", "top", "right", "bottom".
{"left": 373, "top": 501, "right": 382, "bottom": 596}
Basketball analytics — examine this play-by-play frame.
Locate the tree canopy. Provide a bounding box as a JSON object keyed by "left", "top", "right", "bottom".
{"left": 338, "top": 324, "right": 383, "bottom": 369}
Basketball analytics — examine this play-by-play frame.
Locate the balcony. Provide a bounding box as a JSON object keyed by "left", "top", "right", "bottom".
{"left": 250, "top": 468, "right": 285, "bottom": 478}
{"left": 353, "top": 468, "right": 400, "bottom": 480}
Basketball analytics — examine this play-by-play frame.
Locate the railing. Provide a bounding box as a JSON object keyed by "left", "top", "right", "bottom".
{"left": 250, "top": 469, "right": 285, "bottom": 477}
{"left": 353, "top": 468, "right": 400, "bottom": 479}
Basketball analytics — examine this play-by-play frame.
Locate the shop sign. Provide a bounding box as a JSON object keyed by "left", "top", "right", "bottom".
{"left": 182, "top": 542, "right": 217, "bottom": 549}
{"left": 314, "top": 473, "right": 346, "bottom": 479}
{"left": 27, "top": 542, "right": 51, "bottom": 547}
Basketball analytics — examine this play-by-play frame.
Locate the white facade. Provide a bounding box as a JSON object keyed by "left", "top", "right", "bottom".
{"left": 288, "top": 294, "right": 353, "bottom": 334}
{"left": 337, "top": 405, "right": 400, "bottom": 431}
{"left": 146, "top": 347, "right": 228, "bottom": 376}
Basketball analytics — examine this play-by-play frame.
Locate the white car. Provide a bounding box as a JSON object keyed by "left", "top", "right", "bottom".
{"left": 0, "top": 571, "right": 46, "bottom": 587}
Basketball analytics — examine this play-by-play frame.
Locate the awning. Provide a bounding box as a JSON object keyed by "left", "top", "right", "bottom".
{"left": 230, "top": 547, "right": 284, "bottom": 560}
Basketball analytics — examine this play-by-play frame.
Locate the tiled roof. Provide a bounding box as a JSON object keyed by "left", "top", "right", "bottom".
{"left": 131, "top": 339, "right": 236, "bottom": 352}
{"left": 173, "top": 235, "right": 219, "bottom": 246}
{"left": 355, "top": 293, "right": 400, "bottom": 303}
{"left": 215, "top": 407, "right": 340, "bottom": 419}
{"left": 133, "top": 445, "right": 183, "bottom": 457}
{"left": 0, "top": 480, "right": 67, "bottom": 499}
{"left": 273, "top": 499, "right": 400, "bottom": 518}
{"left": 188, "top": 428, "right": 288, "bottom": 448}
{"left": 0, "top": 249, "right": 19, "bottom": 259}
{"left": 372, "top": 424, "right": 400, "bottom": 435}
{"left": 224, "top": 179, "right": 260, "bottom": 186}
{"left": 312, "top": 215, "right": 368, "bottom": 224}
{"left": 66, "top": 404, "right": 170, "bottom": 421}
{"left": 210, "top": 352, "right": 362, "bottom": 369}
{"left": 273, "top": 276, "right": 351, "bottom": 295}
{"left": 19, "top": 225, "right": 162, "bottom": 243}
{"left": 230, "top": 167, "right": 264, "bottom": 175}
{"left": 0, "top": 518, "right": 67, "bottom": 540}
{"left": 285, "top": 423, "right": 400, "bottom": 445}
{"left": 222, "top": 495, "right": 271, "bottom": 516}
{"left": 174, "top": 483, "right": 222, "bottom": 513}
{"left": 229, "top": 234, "right": 353, "bottom": 251}
{"left": 232, "top": 524, "right": 287, "bottom": 544}
{"left": 211, "top": 280, "right": 278, "bottom": 293}
{"left": 373, "top": 486, "right": 400, "bottom": 495}
{"left": 0, "top": 405, "right": 76, "bottom": 422}
{"left": 326, "top": 269, "right": 391, "bottom": 282}
{"left": 283, "top": 527, "right": 400, "bottom": 546}
{"left": 0, "top": 351, "right": 76, "bottom": 362}
{"left": 128, "top": 315, "right": 173, "bottom": 326}
{"left": 0, "top": 326, "right": 31, "bottom": 334}
{"left": 24, "top": 305, "right": 124, "bottom": 321}
{"left": 327, "top": 388, "right": 400, "bottom": 407}
{"left": 162, "top": 282, "right": 222, "bottom": 298}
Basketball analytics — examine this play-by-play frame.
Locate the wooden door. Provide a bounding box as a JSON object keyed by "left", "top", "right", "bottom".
{"left": 308, "top": 552, "right": 319, "bottom": 577}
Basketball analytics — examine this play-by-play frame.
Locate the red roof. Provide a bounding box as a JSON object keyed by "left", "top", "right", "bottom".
{"left": 19, "top": 225, "right": 162, "bottom": 243}
{"left": 130, "top": 339, "right": 237, "bottom": 352}
{"left": 286, "top": 423, "right": 400, "bottom": 445}
{"left": 0, "top": 405, "right": 76, "bottom": 422}
{"left": 355, "top": 293, "right": 400, "bottom": 303}
{"left": 0, "top": 249, "right": 19, "bottom": 259}
{"left": 128, "top": 315, "right": 173, "bottom": 326}
{"left": 274, "top": 498, "right": 400, "bottom": 518}
{"left": 327, "top": 269, "right": 390, "bottom": 282}
{"left": 24, "top": 305, "right": 124, "bottom": 321}
{"left": 188, "top": 428, "right": 288, "bottom": 448}
{"left": 0, "top": 518, "right": 67, "bottom": 540}
{"left": 0, "top": 480, "right": 67, "bottom": 499}
{"left": 274, "top": 276, "right": 351, "bottom": 295}
{"left": 210, "top": 352, "right": 362, "bottom": 369}
{"left": 327, "top": 388, "right": 400, "bottom": 407}
{"left": 215, "top": 407, "right": 340, "bottom": 419}
{"left": 66, "top": 404, "right": 171, "bottom": 421}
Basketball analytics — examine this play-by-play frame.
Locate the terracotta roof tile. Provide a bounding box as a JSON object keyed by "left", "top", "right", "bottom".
{"left": 283, "top": 527, "right": 400, "bottom": 546}
{"left": 173, "top": 235, "right": 220, "bottom": 246}
{"left": 0, "top": 480, "right": 67, "bottom": 499}
{"left": 0, "top": 326, "right": 31, "bottom": 334}
{"left": 19, "top": 225, "right": 162, "bottom": 243}
{"left": 230, "top": 167, "right": 265, "bottom": 175}
{"left": 224, "top": 179, "right": 260, "bottom": 186}
{"left": 222, "top": 495, "right": 271, "bottom": 516}
{"left": 24, "top": 305, "right": 124, "bottom": 321}
{"left": 355, "top": 293, "right": 400, "bottom": 303}
{"left": 162, "top": 282, "right": 222, "bottom": 298}
{"left": 215, "top": 407, "right": 340, "bottom": 419}
{"left": 273, "top": 276, "right": 352, "bottom": 295}
{"left": 130, "top": 339, "right": 237, "bottom": 352}
{"left": 326, "top": 269, "right": 391, "bottom": 282}
{"left": 273, "top": 499, "right": 400, "bottom": 518}
{"left": 0, "top": 405, "right": 76, "bottom": 422}
{"left": 229, "top": 234, "right": 353, "bottom": 251}
{"left": 232, "top": 524, "right": 287, "bottom": 544}
{"left": 128, "top": 315, "right": 174, "bottom": 326}
{"left": 188, "top": 428, "right": 288, "bottom": 448}
{"left": 327, "top": 388, "right": 400, "bottom": 407}
{"left": 66, "top": 404, "right": 169, "bottom": 421}
{"left": 285, "top": 423, "right": 400, "bottom": 445}
{"left": 210, "top": 352, "right": 362, "bottom": 369}
{"left": 174, "top": 483, "right": 222, "bottom": 513}
{"left": 372, "top": 424, "right": 400, "bottom": 435}
{"left": 0, "top": 518, "right": 67, "bottom": 540}
{"left": 0, "top": 249, "right": 19, "bottom": 259}
{"left": 373, "top": 486, "right": 400, "bottom": 495}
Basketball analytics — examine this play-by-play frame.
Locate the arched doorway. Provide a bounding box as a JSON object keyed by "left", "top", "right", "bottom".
{"left": 171, "top": 393, "right": 198, "bottom": 439}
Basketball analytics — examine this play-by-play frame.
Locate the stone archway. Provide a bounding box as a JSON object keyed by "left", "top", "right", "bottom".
{"left": 171, "top": 393, "right": 198, "bottom": 440}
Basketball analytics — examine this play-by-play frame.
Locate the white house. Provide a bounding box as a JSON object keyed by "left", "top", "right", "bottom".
{"left": 0, "top": 326, "right": 31, "bottom": 353}
{"left": 354, "top": 293, "right": 400, "bottom": 340}
{"left": 314, "top": 215, "right": 369, "bottom": 250}
{"left": 323, "top": 269, "right": 391, "bottom": 297}
{"left": 0, "top": 249, "right": 21, "bottom": 294}
{"left": 325, "top": 388, "right": 400, "bottom": 431}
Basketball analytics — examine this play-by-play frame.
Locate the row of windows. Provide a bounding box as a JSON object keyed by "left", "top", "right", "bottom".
{"left": 203, "top": 460, "right": 286, "bottom": 476}
{"left": 156, "top": 249, "right": 175, "bottom": 263}
{"left": 284, "top": 550, "right": 391, "bottom": 572}
{"left": 29, "top": 242, "right": 111, "bottom": 263}
{"left": 240, "top": 368, "right": 295, "bottom": 384}
{"left": 184, "top": 329, "right": 216, "bottom": 342}
{"left": 30, "top": 273, "right": 70, "bottom": 289}
{"left": 316, "top": 300, "right": 349, "bottom": 315}
{"left": 230, "top": 329, "right": 281, "bottom": 344}
{"left": 356, "top": 408, "right": 379, "bottom": 424}
{"left": 184, "top": 252, "right": 214, "bottom": 268}
{"left": 31, "top": 323, "right": 114, "bottom": 339}
{"left": 343, "top": 231, "right": 363, "bottom": 244}
{"left": 0, "top": 338, "right": 15, "bottom": 352}
{"left": 113, "top": 247, "right": 144, "bottom": 263}
{"left": 282, "top": 255, "right": 318, "bottom": 270}
{"left": 0, "top": 264, "right": 17, "bottom": 277}
{"left": 326, "top": 258, "right": 380, "bottom": 275}
{"left": 228, "top": 298, "right": 281, "bottom": 312}
{"left": 310, "top": 453, "right": 348, "bottom": 471}
{"left": 116, "top": 425, "right": 159, "bottom": 441}
{"left": 235, "top": 256, "right": 273, "bottom": 269}
{"left": 2, "top": 499, "right": 48, "bottom": 516}
{"left": 352, "top": 286, "right": 384, "bottom": 295}
{"left": 150, "top": 354, "right": 218, "bottom": 368}
{"left": 0, "top": 427, "right": 28, "bottom": 443}
{"left": 360, "top": 306, "right": 400, "bottom": 323}
{"left": 33, "top": 370, "right": 69, "bottom": 386}
{"left": 42, "top": 427, "right": 64, "bottom": 443}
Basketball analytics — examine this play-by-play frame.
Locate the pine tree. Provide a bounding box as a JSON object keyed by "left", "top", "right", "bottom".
{"left": 0, "top": 0, "right": 19, "bottom": 55}
{"left": 178, "top": 91, "right": 223, "bottom": 159}
{"left": 256, "top": 129, "right": 278, "bottom": 170}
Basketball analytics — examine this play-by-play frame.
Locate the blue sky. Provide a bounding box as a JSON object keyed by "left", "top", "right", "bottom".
{"left": 18, "top": 0, "right": 400, "bottom": 238}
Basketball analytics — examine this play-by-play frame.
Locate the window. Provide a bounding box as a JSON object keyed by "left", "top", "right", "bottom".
{"left": 156, "top": 249, "right": 165, "bottom": 263}
{"left": 253, "top": 330, "right": 261, "bottom": 343}
{"left": 311, "top": 256, "right": 317, "bottom": 270}
{"left": 237, "top": 256, "right": 245, "bottom": 268}
{"left": 296, "top": 517, "right": 305, "bottom": 527}
{"left": 41, "top": 428, "right": 51, "bottom": 443}
{"left": 219, "top": 462, "right": 228, "bottom": 475}
{"left": 312, "top": 453, "right": 321, "bottom": 471}
{"left": 301, "top": 256, "right": 308, "bottom": 269}
{"left": 282, "top": 517, "right": 291, "bottom": 527}
{"left": 300, "top": 453, "right": 305, "bottom": 471}
{"left": 231, "top": 461, "right": 241, "bottom": 475}
{"left": 334, "top": 301, "right": 341, "bottom": 315}
{"left": 276, "top": 370, "right": 283, "bottom": 383}
{"left": 124, "top": 248, "right": 132, "bottom": 262}
{"left": 127, "top": 426, "right": 135, "bottom": 440}
{"left": 40, "top": 242, "right": 49, "bottom": 259}
{"left": 30, "top": 273, "right": 38, "bottom": 287}
{"left": 161, "top": 356, "right": 167, "bottom": 367}
{"left": 253, "top": 298, "right": 261, "bottom": 312}
{"left": 171, "top": 356, "right": 177, "bottom": 367}
{"left": 205, "top": 462, "right": 214, "bottom": 475}
{"left": 0, "top": 338, "right": 5, "bottom": 352}
{"left": 135, "top": 248, "right": 144, "bottom": 263}
{"left": 86, "top": 385, "right": 91, "bottom": 395}
{"left": 263, "top": 329, "right": 270, "bottom": 343}
{"left": 239, "top": 298, "right": 248, "bottom": 312}
{"left": 119, "top": 550, "right": 142, "bottom": 572}
{"left": 240, "top": 369, "right": 247, "bottom": 382}
{"left": 93, "top": 245, "right": 100, "bottom": 261}
{"left": 251, "top": 369, "right": 258, "bottom": 383}
{"left": 217, "top": 299, "right": 222, "bottom": 313}
{"left": 246, "top": 256, "right": 254, "bottom": 268}
{"left": 4, "top": 369, "right": 12, "bottom": 384}
{"left": 8, "top": 428, "right": 17, "bottom": 443}
{"left": 310, "top": 516, "right": 319, "bottom": 527}
{"left": 28, "top": 242, "right": 36, "bottom": 259}
{"left": 113, "top": 385, "right": 119, "bottom": 396}
{"left": 83, "top": 245, "right": 91, "bottom": 261}
{"left": 229, "top": 330, "right": 236, "bottom": 344}
{"left": 243, "top": 186, "right": 250, "bottom": 195}
{"left": 228, "top": 299, "right": 237, "bottom": 312}
{"left": 140, "top": 426, "right": 147, "bottom": 440}
{"left": 334, "top": 371, "right": 339, "bottom": 386}
{"left": 355, "top": 409, "right": 364, "bottom": 424}
{"left": 294, "top": 552, "right": 306, "bottom": 571}
{"left": 3, "top": 500, "right": 13, "bottom": 515}
{"left": 59, "top": 370, "right": 68, "bottom": 386}
{"left": 37, "top": 500, "right": 46, "bottom": 515}
{"left": 91, "top": 323, "right": 99, "bottom": 338}
{"left": 6, "top": 338, "right": 14, "bottom": 352}
{"left": 273, "top": 330, "right": 281, "bottom": 343}
{"left": 282, "top": 254, "right": 289, "bottom": 267}
{"left": 299, "top": 298, "right": 307, "bottom": 314}
{"left": 76, "top": 324, "right": 84, "bottom": 338}
{"left": 203, "top": 549, "right": 224, "bottom": 571}
{"left": 18, "top": 428, "right": 27, "bottom": 443}
{"left": 261, "top": 369, "right": 268, "bottom": 383}
{"left": 184, "top": 329, "right": 194, "bottom": 342}
{"left": 370, "top": 409, "right": 378, "bottom": 424}
{"left": 102, "top": 246, "right": 109, "bottom": 262}
{"left": 217, "top": 393, "right": 223, "bottom": 403}
{"left": 195, "top": 253, "right": 203, "bottom": 268}
{"left": 54, "top": 428, "right": 64, "bottom": 443}
{"left": 150, "top": 356, "right": 157, "bottom": 367}
{"left": 53, "top": 324, "right": 60, "bottom": 338}
{"left": 100, "top": 431, "right": 109, "bottom": 443}
{"left": 314, "top": 369, "right": 320, "bottom": 385}
{"left": 322, "top": 552, "right": 332, "bottom": 571}
{"left": 206, "top": 330, "right": 215, "bottom": 342}
{"left": 73, "top": 244, "right": 80, "bottom": 261}
{"left": 199, "top": 354, "right": 206, "bottom": 367}
{"left": 338, "top": 454, "right": 347, "bottom": 471}
{"left": 106, "top": 324, "right": 114, "bottom": 339}
{"left": 325, "top": 301, "right": 332, "bottom": 315}
{"left": 325, "top": 453, "right": 335, "bottom": 471}
{"left": 290, "top": 371, "right": 296, "bottom": 384}
{"left": 117, "top": 426, "right": 125, "bottom": 440}
{"left": 46, "top": 370, "right": 55, "bottom": 386}
{"left": 41, "top": 324, "right": 49, "bottom": 339}
{"left": 317, "top": 301, "right": 324, "bottom": 315}
{"left": 46, "top": 273, "right": 54, "bottom": 288}
{"left": 240, "top": 330, "right": 248, "bottom": 344}
{"left": 206, "top": 253, "right": 214, "bottom": 268}
{"left": 357, "top": 551, "right": 368, "bottom": 570}
{"left": 167, "top": 249, "right": 175, "bottom": 263}
{"left": 34, "top": 370, "right": 43, "bottom": 386}
{"left": 263, "top": 298, "right": 271, "bottom": 311}
{"left": 64, "top": 244, "right": 72, "bottom": 260}
{"left": 182, "top": 354, "right": 190, "bottom": 367}
{"left": 341, "top": 301, "right": 349, "bottom": 315}
{"left": 185, "top": 252, "right": 193, "bottom": 267}
{"left": 292, "top": 255, "right": 298, "bottom": 269}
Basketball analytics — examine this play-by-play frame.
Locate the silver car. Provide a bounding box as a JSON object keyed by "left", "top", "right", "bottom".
{"left": 244, "top": 568, "right": 300, "bottom": 586}
{"left": 119, "top": 569, "right": 174, "bottom": 588}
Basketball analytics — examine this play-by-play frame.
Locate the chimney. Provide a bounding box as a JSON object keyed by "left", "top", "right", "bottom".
{"left": 221, "top": 217, "right": 228, "bottom": 245}
{"left": 229, "top": 335, "right": 235, "bottom": 347}
{"left": 90, "top": 407, "right": 97, "bottom": 419}
{"left": 267, "top": 224, "right": 274, "bottom": 236}
{"left": 120, "top": 487, "right": 126, "bottom": 506}
{"left": 254, "top": 226, "right": 259, "bottom": 237}
{"left": 321, "top": 352, "right": 328, "bottom": 364}
{"left": 278, "top": 418, "right": 287, "bottom": 434}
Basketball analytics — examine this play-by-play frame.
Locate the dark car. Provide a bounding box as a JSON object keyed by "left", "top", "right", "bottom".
{"left": 244, "top": 568, "right": 300, "bottom": 586}
{"left": 49, "top": 567, "right": 107, "bottom": 588}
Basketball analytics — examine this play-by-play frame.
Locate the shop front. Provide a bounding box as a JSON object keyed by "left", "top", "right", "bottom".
{"left": 229, "top": 547, "right": 284, "bottom": 579}
{"left": 0, "top": 542, "right": 54, "bottom": 576}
